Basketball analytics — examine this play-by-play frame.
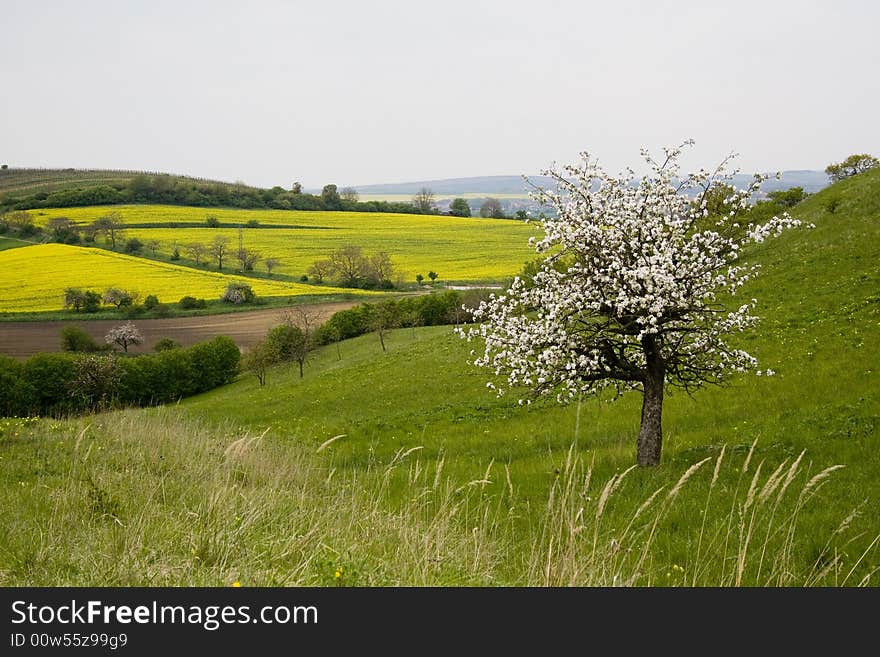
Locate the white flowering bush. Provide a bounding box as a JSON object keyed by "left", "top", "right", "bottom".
{"left": 461, "top": 142, "right": 806, "bottom": 466}
{"left": 104, "top": 321, "right": 143, "bottom": 353}
{"left": 221, "top": 282, "right": 255, "bottom": 305}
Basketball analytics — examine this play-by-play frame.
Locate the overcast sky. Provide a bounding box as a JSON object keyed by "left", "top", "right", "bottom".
{"left": 2, "top": 0, "right": 878, "bottom": 188}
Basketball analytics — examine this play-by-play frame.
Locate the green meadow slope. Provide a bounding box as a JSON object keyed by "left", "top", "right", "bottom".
{"left": 1, "top": 170, "right": 877, "bottom": 585}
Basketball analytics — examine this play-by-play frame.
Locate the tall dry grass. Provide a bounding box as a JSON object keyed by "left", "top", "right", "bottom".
{"left": 1, "top": 409, "right": 876, "bottom": 586}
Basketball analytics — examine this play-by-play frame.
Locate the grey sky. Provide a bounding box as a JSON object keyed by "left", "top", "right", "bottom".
{"left": 2, "top": 0, "right": 878, "bottom": 188}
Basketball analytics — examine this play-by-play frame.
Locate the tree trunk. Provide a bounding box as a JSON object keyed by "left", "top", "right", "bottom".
{"left": 637, "top": 340, "right": 665, "bottom": 466}
{"left": 298, "top": 360, "right": 304, "bottom": 378}
{"left": 378, "top": 330, "right": 386, "bottom": 352}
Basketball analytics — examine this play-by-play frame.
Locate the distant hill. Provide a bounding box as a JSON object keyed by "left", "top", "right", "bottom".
{"left": 353, "top": 171, "right": 831, "bottom": 197}
{"left": 0, "top": 167, "right": 256, "bottom": 197}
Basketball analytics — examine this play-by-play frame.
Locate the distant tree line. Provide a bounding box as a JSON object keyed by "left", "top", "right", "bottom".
{"left": 60, "top": 282, "right": 256, "bottom": 317}
{"left": 0, "top": 336, "right": 240, "bottom": 416}
{"left": 0, "top": 175, "right": 438, "bottom": 214}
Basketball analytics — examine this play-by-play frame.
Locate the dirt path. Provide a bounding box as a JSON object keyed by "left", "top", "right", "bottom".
{"left": 0, "top": 301, "right": 360, "bottom": 359}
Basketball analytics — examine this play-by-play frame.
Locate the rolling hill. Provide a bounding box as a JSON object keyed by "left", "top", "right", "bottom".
{"left": 24, "top": 205, "right": 538, "bottom": 283}
{"left": 0, "top": 243, "right": 370, "bottom": 313}
{"left": 0, "top": 168, "right": 876, "bottom": 585}
{"left": 0, "top": 167, "right": 257, "bottom": 196}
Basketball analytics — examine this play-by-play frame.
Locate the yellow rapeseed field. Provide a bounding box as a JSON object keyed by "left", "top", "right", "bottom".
{"left": 30, "top": 205, "right": 538, "bottom": 281}
{"left": 0, "top": 243, "right": 370, "bottom": 313}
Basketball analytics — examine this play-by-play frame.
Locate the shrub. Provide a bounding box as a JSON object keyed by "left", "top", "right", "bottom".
{"left": 143, "top": 294, "right": 160, "bottom": 310}
{"left": 70, "top": 353, "right": 125, "bottom": 410}
{"left": 179, "top": 296, "right": 208, "bottom": 310}
{"left": 185, "top": 336, "right": 240, "bottom": 392}
{"left": 221, "top": 282, "right": 255, "bottom": 305}
{"left": 154, "top": 337, "right": 181, "bottom": 352}
{"left": 205, "top": 215, "right": 220, "bottom": 228}
{"left": 300, "top": 274, "right": 309, "bottom": 282}
{"left": 170, "top": 247, "right": 181, "bottom": 261}
{"left": 19, "top": 353, "right": 79, "bottom": 416}
{"left": 123, "top": 304, "right": 147, "bottom": 318}
{"left": 124, "top": 237, "right": 143, "bottom": 253}
{"left": 0, "top": 357, "right": 32, "bottom": 417}
{"left": 825, "top": 197, "right": 842, "bottom": 214}
{"left": 63, "top": 288, "right": 102, "bottom": 313}
{"left": 60, "top": 326, "right": 101, "bottom": 352}
{"left": 2, "top": 337, "right": 242, "bottom": 416}
{"left": 152, "top": 303, "right": 172, "bottom": 318}
{"left": 246, "top": 219, "right": 260, "bottom": 228}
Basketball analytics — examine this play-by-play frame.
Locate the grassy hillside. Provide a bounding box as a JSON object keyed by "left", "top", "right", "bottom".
{"left": 0, "top": 168, "right": 253, "bottom": 196}
{"left": 29, "top": 205, "right": 537, "bottom": 282}
{"left": 0, "top": 243, "right": 372, "bottom": 313}
{"left": 1, "top": 170, "right": 877, "bottom": 585}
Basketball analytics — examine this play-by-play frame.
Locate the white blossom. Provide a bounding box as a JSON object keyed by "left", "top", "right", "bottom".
{"left": 459, "top": 142, "right": 802, "bottom": 415}
{"left": 105, "top": 321, "right": 144, "bottom": 353}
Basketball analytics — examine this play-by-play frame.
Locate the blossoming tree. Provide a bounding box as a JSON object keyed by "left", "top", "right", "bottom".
{"left": 105, "top": 321, "right": 143, "bottom": 353}
{"left": 462, "top": 142, "right": 805, "bottom": 466}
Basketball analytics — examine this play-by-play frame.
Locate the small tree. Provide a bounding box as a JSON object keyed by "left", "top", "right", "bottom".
{"left": 237, "top": 247, "right": 260, "bottom": 271}
{"left": 327, "top": 245, "right": 370, "bottom": 287}
{"left": 462, "top": 142, "right": 806, "bottom": 466}
{"left": 370, "top": 300, "right": 399, "bottom": 352}
{"left": 767, "top": 187, "right": 807, "bottom": 208}
{"left": 274, "top": 306, "right": 319, "bottom": 377}
{"left": 103, "top": 287, "right": 138, "bottom": 309}
{"left": 825, "top": 154, "right": 878, "bottom": 182}
{"left": 267, "top": 324, "right": 309, "bottom": 378}
{"left": 60, "top": 326, "right": 100, "bottom": 352}
{"left": 46, "top": 216, "right": 76, "bottom": 242}
{"left": 308, "top": 258, "right": 333, "bottom": 283}
{"left": 145, "top": 239, "right": 161, "bottom": 256}
{"left": 340, "top": 186, "right": 360, "bottom": 202}
{"left": 209, "top": 235, "right": 231, "bottom": 269}
{"left": 264, "top": 257, "right": 281, "bottom": 275}
{"left": 63, "top": 288, "right": 101, "bottom": 313}
{"left": 412, "top": 187, "right": 436, "bottom": 214}
{"left": 242, "top": 339, "right": 277, "bottom": 386}
{"left": 2, "top": 211, "right": 36, "bottom": 235}
{"left": 206, "top": 215, "right": 220, "bottom": 228}
{"left": 105, "top": 321, "right": 143, "bottom": 353}
{"left": 322, "top": 184, "right": 342, "bottom": 209}
{"left": 416, "top": 273, "right": 424, "bottom": 286}
{"left": 93, "top": 212, "right": 125, "bottom": 248}
{"left": 449, "top": 198, "right": 471, "bottom": 217}
{"left": 185, "top": 242, "right": 208, "bottom": 265}
{"left": 479, "top": 198, "right": 505, "bottom": 218}
{"left": 367, "top": 251, "right": 395, "bottom": 287}
{"left": 427, "top": 270, "right": 438, "bottom": 285}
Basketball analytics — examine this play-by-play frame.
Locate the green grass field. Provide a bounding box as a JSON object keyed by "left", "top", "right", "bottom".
{"left": 0, "top": 236, "right": 31, "bottom": 252}
{"left": 28, "top": 205, "right": 537, "bottom": 282}
{"left": 1, "top": 170, "right": 877, "bottom": 585}
{"left": 0, "top": 243, "right": 373, "bottom": 313}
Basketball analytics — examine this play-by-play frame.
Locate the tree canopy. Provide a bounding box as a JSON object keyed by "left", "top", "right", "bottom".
{"left": 461, "top": 142, "right": 806, "bottom": 466}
